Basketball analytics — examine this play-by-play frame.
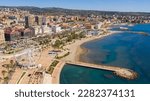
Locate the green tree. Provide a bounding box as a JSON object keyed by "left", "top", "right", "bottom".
{"left": 10, "top": 60, "right": 15, "bottom": 68}
{"left": 79, "top": 32, "right": 86, "bottom": 38}
{"left": 53, "top": 40, "right": 63, "bottom": 49}
{"left": 3, "top": 76, "right": 9, "bottom": 84}
{"left": 1, "top": 70, "right": 7, "bottom": 78}
{"left": 66, "top": 35, "right": 73, "bottom": 42}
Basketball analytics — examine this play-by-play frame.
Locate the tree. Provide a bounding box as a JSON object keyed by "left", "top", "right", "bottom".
{"left": 52, "top": 40, "right": 63, "bottom": 49}
{"left": 71, "top": 32, "right": 78, "bottom": 39}
{"left": 1, "top": 70, "right": 7, "bottom": 78}
{"left": 10, "top": 60, "right": 15, "bottom": 69}
{"left": 79, "top": 32, "right": 86, "bottom": 38}
{"left": 3, "top": 76, "right": 9, "bottom": 84}
{"left": 66, "top": 35, "right": 73, "bottom": 42}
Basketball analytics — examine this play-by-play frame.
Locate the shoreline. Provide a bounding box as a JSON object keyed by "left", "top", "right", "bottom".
{"left": 51, "top": 30, "right": 122, "bottom": 84}
{"left": 75, "top": 31, "right": 121, "bottom": 62}
{"left": 52, "top": 30, "right": 138, "bottom": 84}
{"left": 51, "top": 30, "right": 138, "bottom": 84}
{"left": 61, "top": 30, "right": 121, "bottom": 63}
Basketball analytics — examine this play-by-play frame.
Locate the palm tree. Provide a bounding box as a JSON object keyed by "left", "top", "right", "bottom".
{"left": 9, "top": 60, "right": 16, "bottom": 71}
{"left": 3, "top": 76, "right": 9, "bottom": 84}
{"left": 10, "top": 60, "right": 14, "bottom": 66}
{"left": 1, "top": 70, "right": 7, "bottom": 78}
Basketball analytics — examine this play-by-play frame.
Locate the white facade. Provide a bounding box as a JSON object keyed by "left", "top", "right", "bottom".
{"left": 52, "top": 25, "right": 62, "bottom": 33}
{"left": 96, "top": 22, "right": 103, "bottom": 29}
{"left": 35, "top": 25, "right": 52, "bottom": 35}
{"left": 87, "top": 30, "right": 102, "bottom": 36}
{"left": 43, "top": 26, "right": 52, "bottom": 34}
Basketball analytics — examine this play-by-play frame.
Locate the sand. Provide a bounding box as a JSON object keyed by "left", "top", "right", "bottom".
{"left": 51, "top": 31, "right": 121, "bottom": 84}
{"left": 61, "top": 31, "right": 120, "bottom": 63}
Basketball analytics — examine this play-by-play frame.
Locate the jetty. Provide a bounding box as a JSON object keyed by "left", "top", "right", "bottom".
{"left": 51, "top": 60, "right": 138, "bottom": 84}
{"left": 122, "top": 30, "right": 149, "bottom": 36}
{"left": 66, "top": 61, "right": 138, "bottom": 80}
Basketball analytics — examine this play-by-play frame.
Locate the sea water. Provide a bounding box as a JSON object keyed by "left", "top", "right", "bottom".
{"left": 60, "top": 24, "right": 150, "bottom": 84}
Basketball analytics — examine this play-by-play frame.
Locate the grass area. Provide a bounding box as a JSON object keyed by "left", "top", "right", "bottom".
{"left": 56, "top": 52, "right": 70, "bottom": 59}
{"left": 46, "top": 60, "right": 59, "bottom": 75}
{"left": 17, "top": 72, "right": 26, "bottom": 84}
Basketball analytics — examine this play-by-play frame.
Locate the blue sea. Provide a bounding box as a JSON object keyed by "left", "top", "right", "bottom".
{"left": 60, "top": 24, "right": 150, "bottom": 84}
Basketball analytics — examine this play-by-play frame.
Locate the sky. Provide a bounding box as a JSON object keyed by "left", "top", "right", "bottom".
{"left": 0, "top": 0, "right": 150, "bottom": 12}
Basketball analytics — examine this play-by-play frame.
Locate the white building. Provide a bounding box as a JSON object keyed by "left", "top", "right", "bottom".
{"left": 87, "top": 30, "right": 102, "bottom": 36}
{"left": 43, "top": 25, "right": 52, "bottom": 34}
{"left": 52, "top": 25, "right": 62, "bottom": 33}
{"left": 35, "top": 25, "right": 52, "bottom": 35}
{"left": 95, "top": 22, "right": 103, "bottom": 29}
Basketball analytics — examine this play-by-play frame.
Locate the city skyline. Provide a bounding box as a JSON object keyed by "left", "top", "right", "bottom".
{"left": 0, "top": 0, "right": 150, "bottom": 12}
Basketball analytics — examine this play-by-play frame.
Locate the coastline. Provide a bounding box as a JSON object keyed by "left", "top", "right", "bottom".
{"left": 52, "top": 30, "right": 138, "bottom": 84}
{"left": 51, "top": 30, "right": 121, "bottom": 84}
{"left": 75, "top": 45, "right": 88, "bottom": 62}
{"left": 62, "top": 31, "right": 122, "bottom": 63}
{"left": 75, "top": 31, "right": 121, "bottom": 63}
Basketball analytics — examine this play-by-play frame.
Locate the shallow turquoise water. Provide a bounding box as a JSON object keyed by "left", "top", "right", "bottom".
{"left": 60, "top": 24, "right": 150, "bottom": 84}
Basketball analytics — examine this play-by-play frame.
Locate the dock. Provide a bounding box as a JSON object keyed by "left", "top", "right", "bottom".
{"left": 51, "top": 61, "right": 138, "bottom": 84}
{"left": 66, "top": 61, "right": 138, "bottom": 80}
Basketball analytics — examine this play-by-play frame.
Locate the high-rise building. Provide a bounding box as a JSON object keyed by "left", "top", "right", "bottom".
{"left": 0, "top": 29, "right": 5, "bottom": 44}
{"left": 35, "top": 16, "right": 39, "bottom": 25}
{"left": 25, "top": 16, "right": 29, "bottom": 28}
{"left": 38, "top": 16, "right": 43, "bottom": 25}
{"left": 42, "top": 16, "right": 46, "bottom": 25}
{"left": 28, "top": 15, "right": 35, "bottom": 26}
{"left": 4, "top": 27, "right": 13, "bottom": 41}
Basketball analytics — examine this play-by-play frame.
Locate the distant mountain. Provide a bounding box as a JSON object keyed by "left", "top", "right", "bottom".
{"left": 0, "top": 6, "right": 150, "bottom": 16}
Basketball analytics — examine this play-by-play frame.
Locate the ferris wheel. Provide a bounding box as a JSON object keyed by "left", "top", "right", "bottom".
{"left": 14, "top": 39, "right": 42, "bottom": 69}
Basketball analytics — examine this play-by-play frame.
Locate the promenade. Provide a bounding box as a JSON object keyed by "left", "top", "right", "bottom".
{"left": 52, "top": 61, "right": 66, "bottom": 84}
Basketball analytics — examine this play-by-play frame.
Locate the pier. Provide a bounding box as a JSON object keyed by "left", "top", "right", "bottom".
{"left": 66, "top": 61, "right": 138, "bottom": 80}
{"left": 51, "top": 60, "right": 138, "bottom": 84}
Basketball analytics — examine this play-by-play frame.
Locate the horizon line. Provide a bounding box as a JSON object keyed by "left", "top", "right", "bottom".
{"left": 0, "top": 5, "right": 150, "bottom": 13}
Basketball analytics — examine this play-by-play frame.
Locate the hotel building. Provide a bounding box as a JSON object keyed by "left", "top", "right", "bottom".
{"left": 0, "top": 29, "right": 5, "bottom": 44}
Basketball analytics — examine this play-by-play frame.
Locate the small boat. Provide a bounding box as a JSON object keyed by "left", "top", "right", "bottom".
{"left": 120, "top": 27, "right": 128, "bottom": 30}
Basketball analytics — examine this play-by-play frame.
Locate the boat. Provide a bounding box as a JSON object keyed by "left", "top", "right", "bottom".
{"left": 120, "top": 27, "right": 128, "bottom": 30}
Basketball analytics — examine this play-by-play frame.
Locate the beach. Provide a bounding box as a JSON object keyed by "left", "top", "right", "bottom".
{"left": 60, "top": 23, "right": 150, "bottom": 84}
{"left": 51, "top": 31, "right": 121, "bottom": 84}
{"left": 61, "top": 31, "right": 120, "bottom": 63}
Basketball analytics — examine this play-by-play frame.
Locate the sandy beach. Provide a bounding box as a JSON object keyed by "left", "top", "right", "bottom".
{"left": 52, "top": 30, "right": 137, "bottom": 84}
{"left": 51, "top": 31, "right": 121, "bottom": 84}
{"left": 61, "top": 31, "right": 120, "bottom": 63}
